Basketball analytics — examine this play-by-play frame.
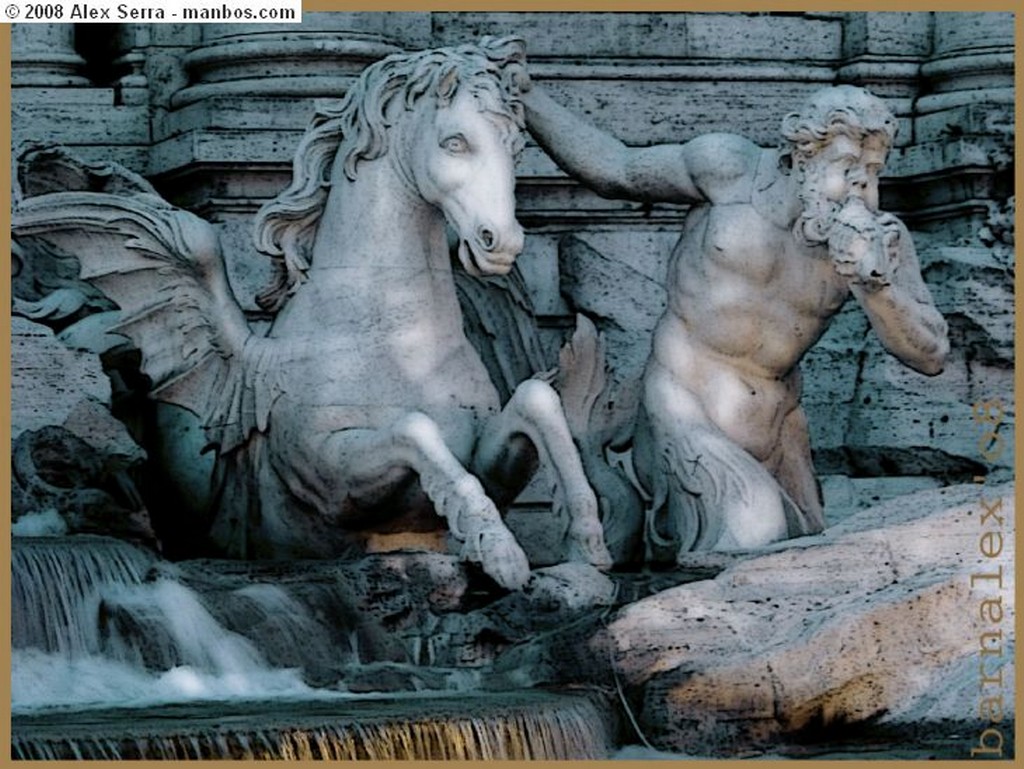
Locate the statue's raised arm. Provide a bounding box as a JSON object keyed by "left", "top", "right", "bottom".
{"left": 522, "top": 84, "right": 717, "bottom": 203}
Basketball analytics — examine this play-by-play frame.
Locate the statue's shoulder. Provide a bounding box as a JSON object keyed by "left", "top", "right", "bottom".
{"left": 686, "top": 131, "right": 760, "bottom": 158}
{"left": 682, "top": 133, "right": 760, "bottom": 203}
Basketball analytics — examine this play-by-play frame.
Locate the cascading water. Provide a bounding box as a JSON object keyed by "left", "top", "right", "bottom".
{"left": 11, "top": 535, "right": 616, "bottom": 759}
{"left": 12, "top": 535, "right": 154, "bottom": 655}
{"left": 11, "top": 536, "right": 324, "bottom": 713}
{"left": 12, "top": 691, "right": 612, "bottom": 760}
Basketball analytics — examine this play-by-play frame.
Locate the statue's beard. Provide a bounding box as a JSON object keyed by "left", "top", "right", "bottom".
{"left": 792, "top": 165, "right": 842, "bottom": 249}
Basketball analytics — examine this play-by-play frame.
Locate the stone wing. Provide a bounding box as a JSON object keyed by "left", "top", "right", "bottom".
{"left": 13, "top": 176, "right": 267, "bottom": 454}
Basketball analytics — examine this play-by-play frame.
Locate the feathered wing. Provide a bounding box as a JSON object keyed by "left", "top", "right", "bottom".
{"left": 13, "top": 187, "right": 278, "bottom": 455}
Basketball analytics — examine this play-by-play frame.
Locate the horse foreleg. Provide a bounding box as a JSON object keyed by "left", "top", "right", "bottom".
{"left": 316, "top": 412, "right": 531, "bottom": 590}
{"left": 474, "top": 379, "right": 613, "bottom": 570}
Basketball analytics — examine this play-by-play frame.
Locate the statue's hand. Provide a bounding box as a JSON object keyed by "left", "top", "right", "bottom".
{"left": 830, "top": 252, "right": 859, "bottom": 280}
{"left": 829, "top": 208, "right": 900, "bottom": 291}
{"left": 853, "top": 214, "right": 901, "bottom": 291}
{"left": 481, "top": 35, "right": 531, "bottom": 96}
{"left": 827, "top": 221, "right": 861, "bottom": 279}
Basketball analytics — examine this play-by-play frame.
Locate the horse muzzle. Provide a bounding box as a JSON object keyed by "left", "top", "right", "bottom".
{"left": 458, "top": 221, "right": 524, "bottom": 276}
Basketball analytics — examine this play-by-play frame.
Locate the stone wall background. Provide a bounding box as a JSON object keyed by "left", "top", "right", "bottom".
{"left": 11, "top": 13, "right": 1015, "bottom": 536}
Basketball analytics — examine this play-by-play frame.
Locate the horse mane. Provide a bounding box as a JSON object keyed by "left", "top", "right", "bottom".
{"left": 252, "top": 36, "right": 527, "bottom": 313}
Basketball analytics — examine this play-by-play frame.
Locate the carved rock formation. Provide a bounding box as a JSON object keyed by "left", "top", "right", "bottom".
{"left": 489, "top": 482, "right": 1015, "bottom": 755}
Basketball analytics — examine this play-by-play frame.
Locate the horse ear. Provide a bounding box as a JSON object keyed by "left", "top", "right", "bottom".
{"left": 479, "top": 36, "right": 527, "bottom": 67}
{"left": 436, "top": 66, "right": 459, "bottom": 103}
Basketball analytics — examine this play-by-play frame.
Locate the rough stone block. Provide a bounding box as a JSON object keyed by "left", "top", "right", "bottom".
{"left": 604, "top": 483, "right": 1016, "bottom": 755}
{"left": 931, "top": 12, "right": 1014, "bottom": 56}
{"left": 433, "top": 12, "right": 692, "bottom": 59}
{"left": 12, "top": 97, "right": 148, "bottom": 146}
{"left": 685, "top": 13, "right": 840, "bottom": 61}
{"left": 11, "top": 316, "right": 111, "bottom": 438}
{"left": 540, "top": 78, "right": 825, "bottom": 147}
{"left": 841, "top": 12, "right": 932, "bottom": 58}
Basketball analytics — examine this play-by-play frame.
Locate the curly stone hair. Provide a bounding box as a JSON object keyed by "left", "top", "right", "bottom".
{"left": 779, "top": 84, "right": 898, "bottom": 167}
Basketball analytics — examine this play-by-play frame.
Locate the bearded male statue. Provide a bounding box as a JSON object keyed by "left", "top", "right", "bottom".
{"left": 523, "top": 81, "right": 950, "bottom": 557}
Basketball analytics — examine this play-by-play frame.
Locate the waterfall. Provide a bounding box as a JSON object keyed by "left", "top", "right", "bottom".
{"left": 12, "top": 536, "right": 154, "bottom": 655}
{"left": 193, "top": 580, "right": 358, "bottom": 681}
{"left": 11, "top": 537, "right": 323, "bottom": 713}
{"left": 12, "top": 690, "right": 613, "bottom": 759}
{"left": 11, "top": 537, "right": 617, "bottom": 759}
{"left": 97, "top": 580, "right": 312, "bottom": 687}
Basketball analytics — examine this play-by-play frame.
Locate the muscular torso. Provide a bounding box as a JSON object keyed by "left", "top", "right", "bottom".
{"left": 646, "top": 168, "right": 851, "bottom": 458}
{"left": 668, "top": 201, "right": 849, "bottom": 375}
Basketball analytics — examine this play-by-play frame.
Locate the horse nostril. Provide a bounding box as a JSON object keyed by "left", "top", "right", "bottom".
{"left": 477, "top": 227, "right": 496, "bottom": 251}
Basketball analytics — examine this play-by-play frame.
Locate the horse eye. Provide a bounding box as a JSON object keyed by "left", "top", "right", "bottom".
{"left": 441, "top": 135, "right": 469, "bottom": 154}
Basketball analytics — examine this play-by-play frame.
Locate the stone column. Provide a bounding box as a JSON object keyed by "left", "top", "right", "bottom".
{"left": 888, "top": 12, "right": 1015, "bottom": 239}
{"left": 11, "top": 24, "right": 149, "bottom": 171}
{"left": 916, "top": 12, "right": 1015, "bottom": 141}
{"left": 11, "top": 24, "right": 88, "bottom": 87}
{"left": 838, "top": 12, "right": 933, "bottom": 147}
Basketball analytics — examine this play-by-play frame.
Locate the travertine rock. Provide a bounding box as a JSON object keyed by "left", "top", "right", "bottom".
{"left": 806, "top": 244, "right": 1014, "bottom": 490}
{"left": 596, "top": 482, "right": 1015, "bottom": 754}
{"left": 11, "top": 316, "right": 112, "bottom": 437}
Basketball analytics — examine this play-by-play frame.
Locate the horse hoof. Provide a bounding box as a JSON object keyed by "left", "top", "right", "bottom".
{"left": 488, "top": 558, "right": 530, "bottom": 591}
{"left": 485, "top": 534, "right": 531, "bottom": 590}
{"left": 462, "top": 528, "right": 531, "bottom": 591}
{"left": 567, "top": 521, "right": 614, "bottom": 571}
{"left": 573, "top": 543, "right": 614, "bottom": 572}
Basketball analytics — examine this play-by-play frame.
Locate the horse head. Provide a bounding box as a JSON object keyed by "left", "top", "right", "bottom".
{"left": 254, "top": 37, "right": 529, "bottom": 309}
{"left": 404, "top": 69, "right": 526, "bottom": 277}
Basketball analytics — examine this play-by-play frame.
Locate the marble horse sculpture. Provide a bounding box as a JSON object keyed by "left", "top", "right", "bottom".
{"left": 12, "top": 37, "right": 612, "bottom": 590}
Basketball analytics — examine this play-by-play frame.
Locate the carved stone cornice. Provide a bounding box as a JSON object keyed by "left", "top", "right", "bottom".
{"left": 172, "top": 36, "right": 402, "bottom": 108}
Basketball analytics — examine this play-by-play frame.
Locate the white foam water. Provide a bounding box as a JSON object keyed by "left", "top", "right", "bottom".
{"left": 11, "top": 508, "right": 67, "bottom": 537}
{"left": 12, "top": 536, "right": 153, "bottom": 655}
{"left": 11, "top": 537, "right": 344, "bottom": 714}
{"left": 11, "top": 648, "right": 331, "bottom": 714}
